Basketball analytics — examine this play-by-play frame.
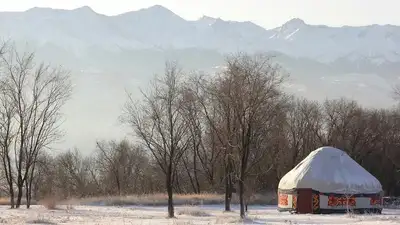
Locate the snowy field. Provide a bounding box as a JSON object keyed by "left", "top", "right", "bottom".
{"left": 0, "top": 205, "right": 399, "bottom": 225}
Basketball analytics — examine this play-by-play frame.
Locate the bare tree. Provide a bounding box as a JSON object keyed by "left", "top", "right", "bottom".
{"left": 31, "top": 151, "right": 56, "bottom": 201}
{"left": 284, "top": 97, "right": 323, "bottom": 169}
{"left": 317, "top": 98, "right": 361, "bottom": 147}
{"left": 192, "top": 73, "right": 236, "bottom": 211}
{"left": 0, "top": 43, "right": 72, "bottom": 208}
{"left": 96, "top": 140, "right": 124, "bottom": 196}
{"left": 55, "top": 149, "right": 94, "bottom": 198}
{"left": 122, "top": 62, "right": 190, "bottom": 218}
{"left": 0, "top": 41, "right": 16, "bottom": 208}
{"left": 95, "top": 139, "right": 149, "bottom": 195}
{"left": 180, "top": 82, "right": 210, "bottom": 194}
{"left": 222, "top": 53, "right": 286, "bottom": 218}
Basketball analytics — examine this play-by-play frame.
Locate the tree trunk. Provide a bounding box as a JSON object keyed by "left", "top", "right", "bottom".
{"left": 193, "top": 147, "right": 201, "bottom": 194}
{"left": 224, "top": 158, "right": 233, "bottom": 212}
{"left": 114, "top": 168, "right": 121, "bottom": 196}
{"left": 27, "top": 177, "right": 35, "bottom": 208}
{"left": 3, "top": 156, "right": 14, "bottom": 209}
{"left": 26, "top": 165, "right": 36, "bottom": 209}
{"left": 15, "top": 171, "right": 24, "bottom": 209}
{"left": 239, "top": 144, "right": 249, "bottom": 219}
{"left": 16, "top": 178, "right": 23, "bottom": 208}
{"left": 116, "top": 176, "right": 121, "bottom": 196}
{"left": 239, "top": 176, "right": 245, "bottom": 219}
{"left": 9, "top": 183, "right": 14, "bottom": 209}
{"left": 26, "top": 184, "right": 31, "bottom": 208}
{"left": 224, "top": 178, "right": 232, "bottom": 211}
{"left": 166, "top": 172, "right": 174, "bottom": 218}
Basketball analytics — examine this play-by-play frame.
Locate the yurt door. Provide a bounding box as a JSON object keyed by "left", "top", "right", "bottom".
{"left": 297, "top": 189, "right": 313, "bottom": 213}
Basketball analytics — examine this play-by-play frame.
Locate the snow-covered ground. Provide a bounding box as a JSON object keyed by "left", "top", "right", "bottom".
{"left": 0, "top": 205, "right": 399, "bottom": 225}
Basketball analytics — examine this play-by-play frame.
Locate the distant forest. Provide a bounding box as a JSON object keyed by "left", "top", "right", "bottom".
{"left": 0, "top": 41, "right": 399, "bottom": 218}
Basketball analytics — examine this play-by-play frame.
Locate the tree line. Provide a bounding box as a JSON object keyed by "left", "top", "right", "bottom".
{"left": 0, "top": 42, "right": 399, "bottom": 218}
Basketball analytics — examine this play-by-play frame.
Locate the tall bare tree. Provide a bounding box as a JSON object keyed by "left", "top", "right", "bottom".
{"left": 192, "top": 73, "right": 236, "bottom": 211}
{"left": 0, "top": 41, "right": 16, "bottom": 208}
{"left": 223, "top": 53, "right": 286, "bottom": 218}
{"left": 180, "top": 82, "right": 209, "bottom": 194}
{"left": 122, "top": 62, "right": 190, "bottom": 218}
{"left": 0, "top": 42, "right": 72, "bottom": 208}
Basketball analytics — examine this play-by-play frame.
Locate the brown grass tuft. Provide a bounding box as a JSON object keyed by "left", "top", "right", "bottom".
{"left": 0, "top": 198, "right": 10, "bottom": 206}
{"left": 177, "top": 207, "right": 211, "bottom": 217}
{"left": 39, "top": 196, "right": 59, "bottom": 210}
{"left": 27, "top": 218, "right": 57, "bottom": 224}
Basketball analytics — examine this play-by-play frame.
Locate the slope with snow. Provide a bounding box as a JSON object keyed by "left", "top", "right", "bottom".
{"left": 0, "top": 205, "right": 399, "bottom": 224}
{"left": 267, "top": 19, "right": 400, "bottom": 63}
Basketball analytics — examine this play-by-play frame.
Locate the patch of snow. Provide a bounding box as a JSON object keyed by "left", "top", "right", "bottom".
{"left": 0, "top": 205, "right": 398, "bottom": 224}
{"left": 297, "top": 87, "right": 306, "bottom": 92}
{"left": 285, "top": 28, "right": 300, "bottom": 40}
{"left": 358, "top": 83, "right": 367, "bottom": 88}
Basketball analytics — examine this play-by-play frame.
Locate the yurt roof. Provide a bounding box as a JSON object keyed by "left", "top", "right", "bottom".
{"left": 278, "top": 146, "right": 382, "bottom": 194}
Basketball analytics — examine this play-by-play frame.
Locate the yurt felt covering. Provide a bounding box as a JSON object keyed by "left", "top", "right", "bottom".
{"left": 278, "top": 147, "right": 383, "bottom": 214}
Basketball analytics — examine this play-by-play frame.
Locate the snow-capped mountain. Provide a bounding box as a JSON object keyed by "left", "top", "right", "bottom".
{"left": 2, "top": 5, "right": 400, "bottom": 64}
{"left": 267, "top": 18, "right": 400, "bottom": 63}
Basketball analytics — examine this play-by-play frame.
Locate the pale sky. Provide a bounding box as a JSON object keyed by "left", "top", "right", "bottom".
{"left": 1, "top": 0, "right": 400, "bottom": 29}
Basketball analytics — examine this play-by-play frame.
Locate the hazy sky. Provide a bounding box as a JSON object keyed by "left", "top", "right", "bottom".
{"left": 2, "top": 0, "right": 400, "bottom": 28}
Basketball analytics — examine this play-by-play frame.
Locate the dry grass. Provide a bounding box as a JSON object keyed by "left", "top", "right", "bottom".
{"left": 0, "top": 197, "right": 38, "bottom": 206}
{"left": 172, "top": 221, "right": 195, "bottom": 225}
{"left": 64, "top": 192, "right": 277, "bottom": 207}
{"left": 27, "top": 218, "right": 57, "bottom": 224}
{"left": 39, "top": 196, "right": 59, "bottom": 210}
{"left": 238, "top": 192, "right": 277, "bottom": 205}
{"left": 0, "top": 198, "right": 9, "bottom": 205}
{"left": 177, "top": 206, "right": 211, "bottom": 217}
{"left": 0, "top": 192, "right": 277, "bottom": 208}
{"left": 65, "top": 193, "right": 222, "bottom": 206}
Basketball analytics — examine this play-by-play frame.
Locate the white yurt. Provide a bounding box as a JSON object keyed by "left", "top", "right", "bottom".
{"left": 277, "top": 146, "right": 383, "bottom": 214}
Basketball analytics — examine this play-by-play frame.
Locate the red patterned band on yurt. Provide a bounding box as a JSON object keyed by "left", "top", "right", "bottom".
{"left": 277, "top": 188, "right": 383, "bottom": 214}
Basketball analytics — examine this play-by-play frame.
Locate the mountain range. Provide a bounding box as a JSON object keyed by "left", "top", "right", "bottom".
{"left": 2, "top": 5, "right": 400, "bottom": 64}
{"left": 0, "top": 5, "right": 399, "bottom": 151}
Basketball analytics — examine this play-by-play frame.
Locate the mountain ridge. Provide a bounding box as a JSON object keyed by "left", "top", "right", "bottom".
{"left": 6, "top": 5, "right": 399, "bottom": 28}
{"left": 2, "top": 4, "right": 400, "bottom": 64}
